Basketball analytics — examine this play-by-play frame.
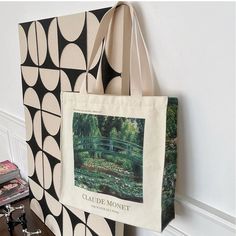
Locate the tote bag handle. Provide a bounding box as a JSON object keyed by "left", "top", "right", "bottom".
{"left": 80, "top": 1, "right": 154, "bottom": 96}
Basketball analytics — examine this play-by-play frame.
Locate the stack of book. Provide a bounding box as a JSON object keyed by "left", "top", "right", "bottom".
{"left": 0, "top": 160, "right": 29, "bottom": 207}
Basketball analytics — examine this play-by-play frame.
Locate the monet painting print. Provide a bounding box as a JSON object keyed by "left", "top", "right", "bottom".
{"left": 73, "top": 112, "right": 145, "bottom": 203}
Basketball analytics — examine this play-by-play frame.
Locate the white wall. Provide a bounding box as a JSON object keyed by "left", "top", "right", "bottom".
{"left": 0, "top": 1, "right": 235, "bottom": 236}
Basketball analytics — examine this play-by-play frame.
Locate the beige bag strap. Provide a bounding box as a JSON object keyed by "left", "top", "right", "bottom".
{"left": 133, "top": 11, "right": 154, "bottom": 96}
{"left": 121, "top": 5, "right": 131, "bottom": 95}
{"left": 80, "top": 1, "right": 154, "bottom": 96}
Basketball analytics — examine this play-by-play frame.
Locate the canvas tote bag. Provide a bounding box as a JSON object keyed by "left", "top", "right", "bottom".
{"left": 60, "top": 2, "right": 178, "bottom": 232}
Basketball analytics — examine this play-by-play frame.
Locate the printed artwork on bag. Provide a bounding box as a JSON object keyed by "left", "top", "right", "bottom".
{"left": 73, "top": 112, "right": 145, "bottom": 203}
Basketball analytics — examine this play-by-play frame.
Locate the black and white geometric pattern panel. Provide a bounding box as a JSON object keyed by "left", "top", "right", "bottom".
{"left": 19, "top": 6, "right": 124, "bottom": 236}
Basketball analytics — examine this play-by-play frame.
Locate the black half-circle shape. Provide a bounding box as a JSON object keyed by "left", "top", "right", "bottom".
{"left": 74, "top": 12, "right": 87, "bottom": 66}
{"left": 89, "top": 59, "right": 100, "bottom": 79}
{"left": 20, "top": 21, "right": 38, "bottom": 67}
{"left": 37, "top": 18, "right": 59, "bottom": 69}
{"left": 56, "top": 18, "right": 71, "bottom": 64}
{"left": 40, "top": 50, "right": 59, "bottom": 70}
{"left": 21, "top": 52, "right": 37, "bottom": 67}
{"left": 33, "top": 72, "right": 49, "bottom": 106}
{"left": 61, "top": 68, "right": 85, "bottom": 92}
{"left": 101, "top": 51, "right": 121, "bottom": 91}
{"left": 38, "top": 17, "right": 55, "bottom": 37}
{"left": 20, "top": 21, "right": 33, "bottom": 36}
{"left": 21, "top": 73, "right": 30, "bottom": 97}
{"left": 38, "top": 192, "right": 51, "bottom": 219}
{"left": 89, "top": 7, "right": 111, "bottom": 22}
{"left": 63, "top": 206, "right": 84, "bottom": 230}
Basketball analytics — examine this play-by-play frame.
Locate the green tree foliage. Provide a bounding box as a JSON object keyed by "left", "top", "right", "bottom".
{"left": 132, "top": 158, "right": 142, "bottom": 180}
{"left": 161, "top": 98, "right": 178, "bottom": 230}
{"left": 100, "top": 116, "right": 124, "bottom": 137}
{"left": 136, "top": 119, "right": 145, "bottom": 146}
{"left": 73, "top": 113, "right": 101, "bottom": 137}
{"left": 166, "top": 100, "right": 178, "bottom": 139}
{"left": 109, "top": 127, "right": 118, "bottom": 138}
{"left": 120, "top": 119, "right": 139, "bottom": 143}
{"left": 73, "top": 113, "right": 144, "bottom": 146}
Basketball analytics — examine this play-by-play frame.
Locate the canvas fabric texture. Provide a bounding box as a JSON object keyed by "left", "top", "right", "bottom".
{"left": 60, "top": 2, "right": 178, "bottom": 232}
{"left": 18, "top": 3, "right": 127, "bottom": 236}
{"left": 61, "top": 93, "right": 178, "bottom": 232}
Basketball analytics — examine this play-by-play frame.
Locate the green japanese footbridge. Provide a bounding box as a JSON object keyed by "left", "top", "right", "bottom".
{"left": 74, "top": 136, "right": 143, "bottom": 165}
